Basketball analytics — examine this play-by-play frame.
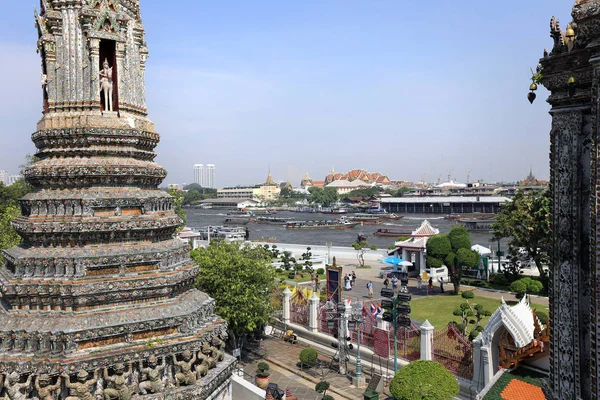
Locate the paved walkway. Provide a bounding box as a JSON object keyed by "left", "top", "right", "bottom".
{"left": 241, "top": 336, "right": 391, "bottom": 400}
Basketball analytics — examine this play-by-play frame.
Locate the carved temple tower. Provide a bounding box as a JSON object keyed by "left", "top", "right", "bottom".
{"left": 535, "top": 1, "right": 600, "bottom": 398}
{"left": 0, "top": 0, "right": 235, "bottom": 398}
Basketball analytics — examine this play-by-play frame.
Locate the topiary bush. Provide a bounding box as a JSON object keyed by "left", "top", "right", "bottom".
{"left": 256, "top": 362, "right": 270, "bottom": 378}
{"left": 316, "top": 268, "right": 325, "bottom": 275}
{"left": 461, "top": 291, "right": 475, "bottom": 299}
{"left": 509, "top": 277, "right": 544, "bottom": 297}
{"left": 389, "top": 360, "right": 459, "bottom": 400}
{"left": 299, "top": 347, "right": 318, "bottom": 368}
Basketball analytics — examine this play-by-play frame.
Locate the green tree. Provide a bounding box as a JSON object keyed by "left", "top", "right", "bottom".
{"left": 169, "top": 188, "right": 186, "bottom": 231}
{"left": 492, "top": 190, "right": 551, "bottom": 277}
{"left": 279, "top": 186, "right": 293, "bottom": 198}
{"left": 341, "top": 186, "right": 383, "bottom": 200}
{"left": 191, "top": 241, "right": 276, "bottom": 350}
{"left": 308, "top": 187, "right": 338, "bottom": 207}
{"left": 426, "top": 226, "right": 480, "bottom": 293}
{"left": 351, "top": 240, "right": 377, "bottom": 266}
{"left": 509, "top": 277, "right": 544, "bottom": 297}
{"left": 0, "top": 206, "right": 21, "bottom": 264}
{"left": 389, "top": 360, "right": 459, "bottom": 400}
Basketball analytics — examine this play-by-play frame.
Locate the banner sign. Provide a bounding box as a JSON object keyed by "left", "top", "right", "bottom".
{"left": 326, "top": 263, "right": 343, "bottom": 304}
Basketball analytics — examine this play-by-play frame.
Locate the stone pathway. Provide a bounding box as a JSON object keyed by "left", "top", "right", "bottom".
{"left": 241, "top": 336, "right": 390, "bottom": 400}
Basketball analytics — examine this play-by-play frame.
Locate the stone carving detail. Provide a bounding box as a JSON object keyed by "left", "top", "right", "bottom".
{"left": 35, "top": 374, "right": 61, "bottom": 400}
{"left": 5, "top": 372, "right": 33, "bottom": 400}
{"left": 139, "top": 356, "right": 165, "bottom": 395}
{"left": 100, "top": 59, "right": 114, "bottom": 112}
{"left": 103, "top": 363, "right": 133, "bottom": 400}
{"left": 172, "top": 351, "right": 196, "bottom": 387}
{"left": 63, "top": 370, "right": 100, "bottom": 400}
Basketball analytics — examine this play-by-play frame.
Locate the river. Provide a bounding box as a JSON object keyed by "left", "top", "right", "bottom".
{"left": 185, "top": 209, "right": 507, "bottom": 250}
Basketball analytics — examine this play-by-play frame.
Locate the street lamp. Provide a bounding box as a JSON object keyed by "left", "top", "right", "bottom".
{"left": 326, "top": 242, "right": 332, "bottom": 265}
{"left": 348, "top": 300, "right": 366, "bottom": 382}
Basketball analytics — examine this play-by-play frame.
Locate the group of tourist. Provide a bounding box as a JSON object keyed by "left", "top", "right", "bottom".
{"left": 382, "top": 274, "right": 445, "bottom": 295}
{"left": 343, "top": 271, "right": 357, "bottom": 291}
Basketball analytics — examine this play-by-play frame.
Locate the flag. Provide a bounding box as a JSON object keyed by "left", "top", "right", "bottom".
{"left": 370, "top": 303, "right": 378, "bottom": 317}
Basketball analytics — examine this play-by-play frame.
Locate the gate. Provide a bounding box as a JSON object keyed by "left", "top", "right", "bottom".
{"left": 389, "top": 322, "right": 421, "bottom": 361}
{"left": 317, "top": 302, "right": 338, "bottom": 335}
{"left": 433, "top": 323, "right": 473, "bottom": 380}
{"left": 349, "top": 303, "right": 377, "bottom": 349}
{"left": 290, "top": 303, "right": 309, "bottom": 326}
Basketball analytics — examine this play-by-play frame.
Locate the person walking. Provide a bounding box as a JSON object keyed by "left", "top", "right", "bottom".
{"left": 428, "top": 277, "right": 433, "bottom": 294}
{"left": 392, "top": 276, "right": 398, "bottom": 292}
{"left": 416, "top": 274, "right": 422, "bottom": 290}
{"left": 345, "top": 275, "right": 352, "bottom": 291}
{"left": 439, "top": 277, "right": 445, "bottom": 293}
{"left": 367, "top": 281, "right": 373, "bottom": 299}
{"left": 315, "top": 276, "right": 321, "bottom": 293}
{"left": 352, "top": 271, "right": 357, "bottom": 286}
{"left": 383, "top": 277, "right": 390, "bottom": 289}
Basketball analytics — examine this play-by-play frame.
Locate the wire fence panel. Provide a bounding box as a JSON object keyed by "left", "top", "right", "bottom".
{"left": 433, "top": 324, "right": 474, "bottom": 380}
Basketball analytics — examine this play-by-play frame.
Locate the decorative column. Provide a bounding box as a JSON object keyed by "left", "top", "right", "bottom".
{"left": 308, "top": 293, "right": 319, "bottom": 333}
{"left": 419, "top": 320, "right": 434, "bottom": 361}
{"left": 376, "top": 313, "right": 386, "bottom": 330}
{"left": 472, "top": 334, "right": 484, "bottom": 391}
{"left": 282, "top": 288, "right": 292, "bottom": 326}
{"left": 89, "top": 38, "right": 100, "bottom": 109}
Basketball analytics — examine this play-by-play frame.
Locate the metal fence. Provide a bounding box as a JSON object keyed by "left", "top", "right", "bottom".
{"left": 433, "top": 323, "right": 474, "bottom": 380}
{"left": 317, "top": 302, "right": 338, "bottom": 335}
{"left": 390, "top": 322, "right": 421, "bottom": 361}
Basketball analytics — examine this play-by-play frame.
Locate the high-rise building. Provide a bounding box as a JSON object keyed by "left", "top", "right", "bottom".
{"left": 0, "top": 1, "right": 233, "bottom": 396}
{"left": 0, "top": 170, "right": 7, "bottom": 186}
{"left": 206, "top": 164, "right": 216, "bottom": 188}
{"left": 194, "top": 163, "right": 204, "bottom": 186}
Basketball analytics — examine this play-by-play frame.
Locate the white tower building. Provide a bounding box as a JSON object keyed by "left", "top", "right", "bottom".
{"left": 206, "top": 164, "right": 216, "bottom": 188}
{"left": 194, "top": 164, "right": 204, "bottom": 186}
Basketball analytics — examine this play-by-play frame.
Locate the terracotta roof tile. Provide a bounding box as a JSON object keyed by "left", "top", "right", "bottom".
{"left": 500, "top": 379, "right": 545, "bottom": 400}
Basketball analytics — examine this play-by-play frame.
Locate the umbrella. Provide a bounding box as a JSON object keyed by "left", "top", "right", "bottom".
{"left": 381, "top": 256, "right": 403, "bottom": 265}
{"left": 398, "top": 261, "right": 413, "bottom": 267}
{"left": 471, "top": 244, "right": 492, "bottom": 256}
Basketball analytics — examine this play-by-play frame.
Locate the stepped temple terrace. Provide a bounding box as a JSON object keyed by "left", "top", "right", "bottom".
{"left": 0, "top": 0, "right": 234, "bottom": 398}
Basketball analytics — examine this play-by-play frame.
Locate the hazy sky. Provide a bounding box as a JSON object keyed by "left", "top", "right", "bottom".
{"left": 0, "top": 1, "right": 574, "bottom": 187}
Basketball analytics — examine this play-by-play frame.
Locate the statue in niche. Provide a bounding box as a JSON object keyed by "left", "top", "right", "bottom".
{"left": 100, "top": 58, "right": 114, "bottom": 112}
{"left": 172, "top": 350, "right": 197, "bottom": 386}
{"left": 35, "top": 374, "right": 61, "bottom": 400}
{"left": 62, "top": 369, "right": 99, "bottom": 400}
{"left": 103, "top": 363, "right": 133, "bottom": 400}
{"left": 139, "top": 356, "right": 165, "bottom": 394}
{"left": 5, "top": 372, "right": 33, "bottom": 400}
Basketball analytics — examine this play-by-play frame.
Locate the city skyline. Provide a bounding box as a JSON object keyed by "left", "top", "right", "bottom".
{"left": 0, "top": 1, "right": 569, "bottom": 187}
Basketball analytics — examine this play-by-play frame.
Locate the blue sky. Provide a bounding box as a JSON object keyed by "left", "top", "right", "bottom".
{"left": 0, "top": 1, "right": 574, "bottom": 187}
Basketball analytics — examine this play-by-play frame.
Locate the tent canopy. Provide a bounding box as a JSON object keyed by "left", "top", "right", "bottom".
{"left": 471, "top": 244, "right": 492, "bottom": 256}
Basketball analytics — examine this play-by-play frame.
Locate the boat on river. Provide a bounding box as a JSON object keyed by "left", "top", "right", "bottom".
{"left": 321, "top": 208, "right": 348, "bottom": 215}
{"left": 349, "top": 213, "right": 383, "bottom": 224}
{"left": 285, "top": 218, "right": 359, "bottom": 230}
{"left": 226, "top": 210, "right": 253, "bottom": 217}
{"left": 377, "top": 212, "right": 403, "bottom": 220}
{"left": 373, "top": 228, "right": 414, "bottom": 237}
{"left": 253, "top": 216, "right": 294, "bottom": 225}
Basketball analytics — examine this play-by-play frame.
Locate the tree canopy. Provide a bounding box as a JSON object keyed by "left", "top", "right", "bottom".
{"left": 426, "top": 226, "right": 480, "bottom": 293}
{"left": 191, "top": 241, "right": 276, "bottom": 349}
{"left": 308, "top": 187, "right": 338, "bottom": 206}
{"left": 492, "top": 190, "right": 550, "bottom": 277}
{"left": 0, "top": 172, "right": 34, "bottom": 264}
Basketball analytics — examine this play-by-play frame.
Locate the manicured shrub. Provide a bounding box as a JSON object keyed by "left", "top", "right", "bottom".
{"left": 316, "top": 268, "right": 325, "bottom": 275}
{"left": 299, "top": 347, "right": 318, "bottom": 368}
{"left": 490, "top": 274, "right": 509, "bottom": 286}
{"left": 288, "top": 272, "right": 296, "bottom": 279}
{"left": 461, "top": 291, "right": 475, "bottom": 299}
{"left": 256, "top": 362, "right": 270, "bottom": 378}
{"left": 509, "top": 277, "right": 544, "bottom": 296}
{"left": 389, "top": 360, "right": 459, "bottom": 400}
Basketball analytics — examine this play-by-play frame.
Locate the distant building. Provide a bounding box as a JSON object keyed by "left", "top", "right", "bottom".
{"left": 217, "top": 171, "right": 280, "bottom": 202}
{"left": 324, "top": 168, "right": 391, "bottom": 186}
{"left": 0, "top": 171, "right": 7, "bottom": 185}
{"left": 193, "top": 164, "right": 204, "bottom": 186}
{"left": 300, "top": 171, "right": 313, "bottom": 189}
{"left": 7, "top": 175, "right": 22, "bottom": 185}
{"left": 325, "top": 179, "right": 371, "bottom": 195}
{"left": 520, "top": 168, "right": 547, "bottom": 186}
{"left": 206, "top": 164, "right": 216, "bottom": 188}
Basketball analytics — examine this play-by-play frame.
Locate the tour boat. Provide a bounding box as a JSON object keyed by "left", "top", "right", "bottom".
{"left": 349, "top": 214, "right": 383, "bottom": 224}
{"left": 285, "top": 219, "right": 359, "bottom": 230}
{"left": 377, "top": 213, "right": 403, "bottom": 220}
{"left": 373, "top": 228, "right": 414, "bottom": 237}
{"left": 321, "top": 208, "right": 348, "bottom": 215}
{"left": 253, "top": 216, "right": 294, "bottom": 225}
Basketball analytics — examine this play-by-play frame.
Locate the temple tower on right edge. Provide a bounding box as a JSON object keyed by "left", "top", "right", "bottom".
{"left": 536, "top": 1, "right": 600, "bottom": 398}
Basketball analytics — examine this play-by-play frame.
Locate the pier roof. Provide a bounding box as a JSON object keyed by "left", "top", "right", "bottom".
{"left": 377, "top": 196, "right": 511, "bottom": 204}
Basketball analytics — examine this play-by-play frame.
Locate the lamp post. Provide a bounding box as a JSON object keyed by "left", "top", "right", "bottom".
{"left": 349, "top": 300, "right": 365, "bottom": 382}
{"left": 326, "top": 242, "right": 332, "bottom": 265}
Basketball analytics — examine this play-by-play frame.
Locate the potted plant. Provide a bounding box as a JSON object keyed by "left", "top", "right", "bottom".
{"left": 255, "top": 362, "right": 270, "bottom": 389}
{"left": 315, "top": 381, "right": 333, "bottom": 400}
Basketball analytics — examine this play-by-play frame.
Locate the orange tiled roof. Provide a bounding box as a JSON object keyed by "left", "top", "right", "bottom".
{"left": 500, "top": 379, "right": 545, "bottom": 400}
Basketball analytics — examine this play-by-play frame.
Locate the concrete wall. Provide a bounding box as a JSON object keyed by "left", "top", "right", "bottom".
{"left": 231, "top": 374, "right": 266, "bottom": 400}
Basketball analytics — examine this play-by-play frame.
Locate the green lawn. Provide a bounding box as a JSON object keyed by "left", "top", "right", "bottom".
{"left": 275, "top": 270, "right": 326, "bottom": 284}
{"left": 410, "top": 293, "right": 548, "bottom": 330}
